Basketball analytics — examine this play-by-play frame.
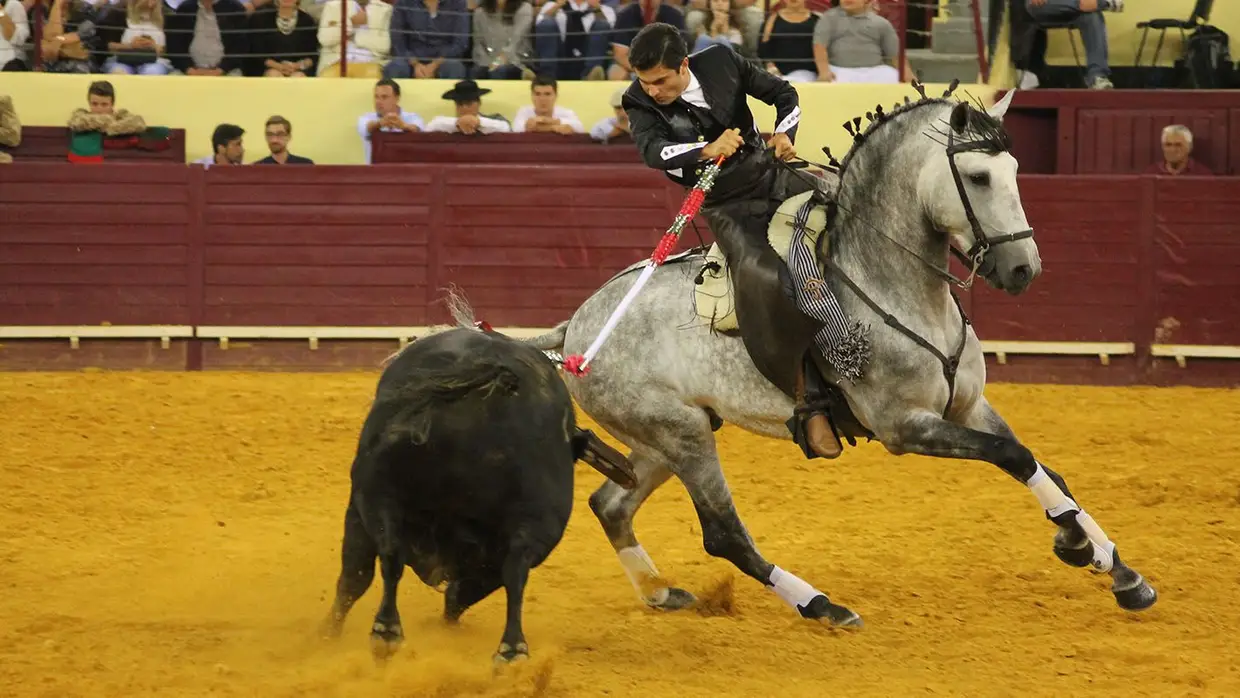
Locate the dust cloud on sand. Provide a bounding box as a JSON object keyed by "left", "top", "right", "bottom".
{"left": 1, "top": 373, "right": 1238, "bottom": 697}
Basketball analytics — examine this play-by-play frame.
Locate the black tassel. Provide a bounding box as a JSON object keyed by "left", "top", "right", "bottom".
{"left": 912, "top": 80, "right": 927, "bottom": 99}
{"left": 904, "top": 96, "right": 911, "bottom": 105}
{"left": 874, "top": 105, "right": 885, "bottom": 121}
{"left": 865, "top": 111, "right": 874, "bottom": 123}
{"left": 843, "top": 120, "right": 855, "bottom": 136}
{"left": 852, "top": 116, "right": 862, "bottom": 131}
{"left": 943, "top": 78, "right": 960, "bottom": 97}
{"left": 820, "top": 146, "right": 841, "bottom": 169}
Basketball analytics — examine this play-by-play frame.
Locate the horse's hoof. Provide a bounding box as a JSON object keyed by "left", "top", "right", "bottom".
{"left": 370, "top": 622, "right": 404, "bottom": 661}
{"left": 493, "top": 642, "right": 530, "bottom": 666}
{"left": 1113, "top": 576, "right": 1158, "bottom": 612}
{"left": 649, "top": 587, "right": 697, "bottom": 611}
{"left": 1052, "top": 528, "right": 1094, "bottom": 568}
{"left": 800, "top": 594, "right": 863, "bottom": 628}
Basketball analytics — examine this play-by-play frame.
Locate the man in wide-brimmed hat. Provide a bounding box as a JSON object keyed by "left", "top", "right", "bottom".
{"left": 424, "top": 79, "right": 512, "bottom": 134}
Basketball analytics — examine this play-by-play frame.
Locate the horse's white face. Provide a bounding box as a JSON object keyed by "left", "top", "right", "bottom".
{"left": 918, "top": 98, "right": 1042, "bottom": 295}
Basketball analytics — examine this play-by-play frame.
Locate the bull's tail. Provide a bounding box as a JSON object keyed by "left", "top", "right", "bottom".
{"left": 378, "top": 358, "right": 523, "bottom": 447}
{"left": 445, "top": 284, "right": 570, "bottom": 353}
{"left": 521, "top": 322, "right": 569, "bottom": 352}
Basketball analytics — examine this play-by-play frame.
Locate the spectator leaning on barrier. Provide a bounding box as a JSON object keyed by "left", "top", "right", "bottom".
{"left": 357, "top": 77, "right": 424, "bottom": 163}
{"left": 588, "top": 85, "right": 631, "bottom": 144}
{"left": 532, "top": 0, "right": 615, "bottom": 81}
{"left": 193, "top": 122, "right": 245, "bottom": 167}
{"left": 472, "top": 0, "right": 534, "bottom": 80}
{"left": 609, "top": 0, "right": 686, "bottom": 81}
{"left": 68, "top": 80, "right": 147, "bottom": 135}
{"left": 812, "top": 0, "right": 907, "bottom": 83}
{"left": 384, "top": 0, "right": 469, "bottom": 80}
{"left": 0, "top": 94, "right": 19, "bottom": 164}
{"left": 166, "top": 0, "right": 250, "bottom": 76}
{"left": 760, "top": 0, "right": 817, "bottom": 82}
{"left": 513, "top": 74, "right": 583, "bottom": 134}
{"left": 0, "top": 0, "right": 31, "bottom": 72}
{"left": 255, "top": 114, "right": 315, "bottom": 164}
{"left": 1145, "top": 124, "right": 1213, "bottom": 176}
{"left": 317, "top": 0, "right": 391, "bottom": 77}
{"left": 248, "top": 0, "right": 318, "bottom": 76}
{"left": 425, "top": 79, "right": 512, "bottom": 134}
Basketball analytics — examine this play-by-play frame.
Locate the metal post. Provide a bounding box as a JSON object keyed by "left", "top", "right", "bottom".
{"left": 339, "top": 0, "right": 349, "bottom": 76}
{"left": 32, "top": 0, "right": 44, "bottom": 71}
{"left": 970, "top": 0, "right": 990, "bottom": 82}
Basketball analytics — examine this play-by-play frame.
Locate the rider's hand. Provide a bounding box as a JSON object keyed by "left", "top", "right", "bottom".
{"left": 702, "top": 128, "right": 743, "bottom": 160}
{"left": 767, "top": 132, "right": 796, "bottom": 161}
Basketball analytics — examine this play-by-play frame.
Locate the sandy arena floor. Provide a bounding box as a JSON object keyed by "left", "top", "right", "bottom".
{"left": 1, "top": 372, "right": 1238, "bottom": 697}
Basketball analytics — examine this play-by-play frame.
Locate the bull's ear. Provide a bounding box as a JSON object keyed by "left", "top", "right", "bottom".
{"left": 949, "top": 101, "right": 970, "bottom": 134}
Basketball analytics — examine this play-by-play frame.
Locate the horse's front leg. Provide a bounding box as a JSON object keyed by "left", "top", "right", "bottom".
{"left": 887, "top": 401, "right": 1157, "bottom": 612}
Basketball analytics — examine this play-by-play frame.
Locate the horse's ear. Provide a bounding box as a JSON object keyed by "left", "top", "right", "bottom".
{"left": 986, "top": 88, "right": 1017, "bottom": 121}
{"left": 949, "top": 102, "right": 970, "bottom": 134}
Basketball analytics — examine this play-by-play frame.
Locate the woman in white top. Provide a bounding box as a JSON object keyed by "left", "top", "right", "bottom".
{"left": 0, "top": 0, "right": 31, "bottom": 71}
{"left": 101, "top": 0, "right": 170, "bottom": 75}
{"left": 317, "top": 0, "right": 391, "bottom": 77}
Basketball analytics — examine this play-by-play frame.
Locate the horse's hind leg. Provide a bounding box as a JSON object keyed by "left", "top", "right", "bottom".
{"left": 588, "top": 450, "right": 696, "bottom": 610}
{"left": 890, "top": 402, "right": 1157, "bottom": 612}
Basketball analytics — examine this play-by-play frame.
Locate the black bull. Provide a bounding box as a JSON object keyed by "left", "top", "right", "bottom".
{"left": 319, "top": 328, "right": 635, "bottom": 664}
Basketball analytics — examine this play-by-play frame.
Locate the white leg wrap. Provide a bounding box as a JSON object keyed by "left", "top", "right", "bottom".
{"left": 1027, "top": 463, "right": 1115, "bottom": 573}
{"left": 1073, "top": 511, "right": 1116, "bottom": 573}
{"left": 1026, "top": 462, "right": 1080, "bottom": 517}
{"left": 768, "top": 566, "right": 821, "bottom": 610}
{"left": 617, "top": 546, "right": 670, "bottom": 606}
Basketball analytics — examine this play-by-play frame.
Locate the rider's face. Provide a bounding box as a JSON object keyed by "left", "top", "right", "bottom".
{"left": 635, "top": 59, "right": 690, "bottom": 105}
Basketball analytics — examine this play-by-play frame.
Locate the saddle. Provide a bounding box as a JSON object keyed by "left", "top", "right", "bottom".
{"left": 692, "top": 191, "right": 874, "bottom": 460}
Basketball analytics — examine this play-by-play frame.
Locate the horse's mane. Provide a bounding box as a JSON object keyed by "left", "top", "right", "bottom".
{"left": 821, "top": 80, "right": 1013, "bottom": 251}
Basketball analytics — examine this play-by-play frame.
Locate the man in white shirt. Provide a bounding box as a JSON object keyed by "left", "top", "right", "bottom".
{"left": 424, "top": 79, "right": 512, "bottom": 135}
{"left": 357, "top": 77, "right": 424, "bottom": 163}
{"left": 0, "top": 0, "right": 30, "bottom": 72}
{"left": 513, "top": 75, "right": 584, "bottom": 134}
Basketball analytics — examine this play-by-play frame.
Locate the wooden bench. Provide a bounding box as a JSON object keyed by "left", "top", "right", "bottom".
{"left": 194, "top": 325, "right": 553, "bottom": 350}
{"left": 979, "top": 340, "right": 1137, "bottom": 366}
{"left": 1, "top": 126, "right": 187, "bottom": 163}
{"left": 1150, "top": 344, "right": 1240, "bottom": 368}
{"left": 373, "top": 132, "right": 640, "bottom": 165}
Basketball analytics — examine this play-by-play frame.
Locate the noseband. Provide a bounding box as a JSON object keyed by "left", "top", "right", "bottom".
{"left": 945, "top": 128, "right": 1035, "bottom": 279}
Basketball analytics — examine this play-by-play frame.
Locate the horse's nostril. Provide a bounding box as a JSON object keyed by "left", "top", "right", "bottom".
{"left": 1012, "top": 264, "right": 1032, "bottom": 282}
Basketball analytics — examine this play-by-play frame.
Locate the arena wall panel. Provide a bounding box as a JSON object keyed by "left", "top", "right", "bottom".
{"left": 1, "top": 163, "right": 1239, "bottom": 383}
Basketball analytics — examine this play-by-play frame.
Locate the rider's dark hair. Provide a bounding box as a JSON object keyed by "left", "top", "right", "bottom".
{"left": 629, "top": 23, "right": 688, "bottom": 72}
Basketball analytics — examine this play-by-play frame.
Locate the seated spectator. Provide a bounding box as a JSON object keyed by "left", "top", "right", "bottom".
{"left": 317, "top": 0, "right": 391, "bottom": 77}
{"left": 759, "top": 0, "right": 816, "bottom": 82}
{"left": 1022, "top": 0, "right": 1120, "bottom": 90}
{"left": 472, "top": 0, "right": 534, "bottom": 79}
{"left": 166, "top": 0, "right": 249, "bottom": 76}
{"left": 0, "top": 94, "right": 21, "bottom": 163}
{"left": 383, "top": 0, "right": 469, "bottom": 80}
{"left": 101, "top": 0, "right": 171, "bottom": 76}
{"left": 533, "top": 0, "right": 614, "bottom": 81}
{"left": 67, "top": 80, "right": 146, "bottom": 134}
{"left": 609, "top": 0, "right": 685, "bottom": 80}
{"left": 424, "top": 79, "right": 512, "bottom": 134}
{"left": 193, "top": 123, "right": 246, "bottom": 168}
{"left": 0, "top": 0, "right": 31, "bottom": 71}
{"left": 37, "top": 0, "right": 103, "bottom": 73}
{"left": 357, "top": 77, "right": 424, "bottom": 163}
{"left": 588, "top": 86, "right": 630, "bottom": 144}
{"left": 689, "top": 0, "right": 745, "bottom": 56}
{"left": 255, "top": 114, "right": 314, "bottom": 163}
{"left": 812, "top": 0, "right": 907, "bottom": 83}
{"left": 685, "top": 0, "right": 761, "bottom": 56}
{"left": 249, "top": 0, "right": 318, "bottom": 76}
{"left": 1145, "top": 124, "right": 1213, "bottom": 176}
{"left": 513, "top": 75, "right": 583, "bottom": 133}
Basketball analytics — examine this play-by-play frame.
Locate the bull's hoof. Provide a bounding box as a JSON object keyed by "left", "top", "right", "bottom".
{"left": 492, "top": 641, "right": 529, "bottom": 666}
{"left": 1113, "top": 575, "right": 1158, "bottom": 612}
{"left": 799, "top": 594, "right": 863, "bottom": 628}
{"left": 370, "top": 622, "right": 404, "bottom": 661}
{"left": 649, "top": 587, "right": 697, "bottom": 611}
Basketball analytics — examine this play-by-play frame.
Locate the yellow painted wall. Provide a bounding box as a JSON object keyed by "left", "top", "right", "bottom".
{"left": 0, "top": 73, "right": 995, "bottom": 165}
{"left": 1042, "top": 0, "right": 1238, "bottom": 68}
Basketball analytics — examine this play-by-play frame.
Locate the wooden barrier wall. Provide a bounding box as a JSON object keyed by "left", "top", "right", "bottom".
{"left": 1, "top": 163, "right": 1238, "bottom": 384}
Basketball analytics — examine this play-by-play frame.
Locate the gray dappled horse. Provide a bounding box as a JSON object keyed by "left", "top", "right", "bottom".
{"left": 521, "top": 87, "right": 1158, "bottom": 626}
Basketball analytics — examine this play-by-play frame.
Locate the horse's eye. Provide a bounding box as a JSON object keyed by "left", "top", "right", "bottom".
{"left": 968, "top": 172, "right": 991, "bottom": 187}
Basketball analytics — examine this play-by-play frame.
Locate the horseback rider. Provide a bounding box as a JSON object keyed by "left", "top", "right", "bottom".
{"left": 621, "top": 22, "right": 843, "bottom": 459}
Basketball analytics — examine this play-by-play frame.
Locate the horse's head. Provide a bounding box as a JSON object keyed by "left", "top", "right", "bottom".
{"left": 918, "top": 91, "right": 1041, "bottom": 295}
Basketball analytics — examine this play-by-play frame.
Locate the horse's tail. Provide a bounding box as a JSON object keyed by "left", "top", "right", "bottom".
{"left": 378, "top": 354, "right": 522, "bottom": 447}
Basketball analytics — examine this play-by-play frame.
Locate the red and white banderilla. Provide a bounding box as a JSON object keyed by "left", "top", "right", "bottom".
{"left": 561, "top": 154, "right": 727, "bottom": 376}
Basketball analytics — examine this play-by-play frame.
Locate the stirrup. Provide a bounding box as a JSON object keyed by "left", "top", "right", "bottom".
{"left": 786, "top": 357, "right": 844, "bottom": 460}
